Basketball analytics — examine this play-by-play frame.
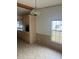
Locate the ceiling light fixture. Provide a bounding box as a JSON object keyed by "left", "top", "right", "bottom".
{"left": 30, "top": 0, "right": 40, "bottom": 16}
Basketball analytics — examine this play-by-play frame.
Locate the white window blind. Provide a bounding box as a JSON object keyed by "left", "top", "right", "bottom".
{"left": 51, "top": 21, "right": 62, "bottom": 44}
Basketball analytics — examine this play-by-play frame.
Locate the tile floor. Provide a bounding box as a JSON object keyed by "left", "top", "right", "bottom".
{"left": 17, "top": 39, "right": 62, "bottom": 59}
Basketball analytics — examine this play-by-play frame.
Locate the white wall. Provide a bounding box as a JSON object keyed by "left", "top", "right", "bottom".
{"left": 36, "top": 5, "right": 62, "bottom": 36}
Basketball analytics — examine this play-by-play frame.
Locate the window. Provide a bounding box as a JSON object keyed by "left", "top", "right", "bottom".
{"left": 17, "top": 19, "right": 25, "bottom": 31}
{"left": 51, "top": 21, "right": 62, "bottom": 44}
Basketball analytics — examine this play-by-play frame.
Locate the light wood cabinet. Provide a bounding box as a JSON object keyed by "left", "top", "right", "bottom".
{"left": 18, "top": 15, "right": 36, "bottom": 44}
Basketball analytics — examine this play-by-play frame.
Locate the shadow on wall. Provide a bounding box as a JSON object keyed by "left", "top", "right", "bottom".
{"left": 36, "top": 33, "right": 62, "bottom": 53}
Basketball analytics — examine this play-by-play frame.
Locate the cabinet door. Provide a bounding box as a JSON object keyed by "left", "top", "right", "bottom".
{"left": 22, "top": 15, "right": 29, "bottom": 25}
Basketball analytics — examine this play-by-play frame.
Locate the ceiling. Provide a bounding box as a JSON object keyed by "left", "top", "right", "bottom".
{"left": 17, "top": 0, "right": 62, "bottom": 16}
{"left": 17, "top": 0, "right": 62, "bottom": 8}
{"left": 17, "top": 7, "right": 31, "bottom": 16}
